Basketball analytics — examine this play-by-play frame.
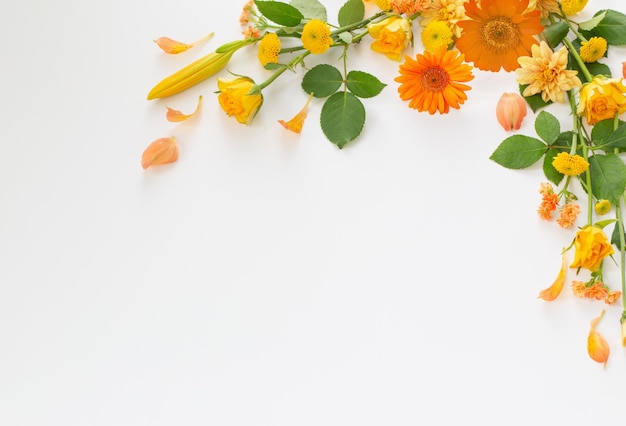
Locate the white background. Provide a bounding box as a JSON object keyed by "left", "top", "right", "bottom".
{"left": 2, "top": 0, "right": 626, "bottom": 424}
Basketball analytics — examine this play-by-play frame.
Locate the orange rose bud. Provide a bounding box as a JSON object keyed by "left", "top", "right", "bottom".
{"left": 496, "top": 93, "right": 527, "bottom": 131}
{"left": 141, "top": 137, "right": 179, "bottom": 169}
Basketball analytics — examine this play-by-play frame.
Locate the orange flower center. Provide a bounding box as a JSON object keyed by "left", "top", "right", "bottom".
{"left": 421, "top": 66, "right": 449, "bottom": 92}
{"left": 480, "top": 17, "right": 519, "bottom": 53}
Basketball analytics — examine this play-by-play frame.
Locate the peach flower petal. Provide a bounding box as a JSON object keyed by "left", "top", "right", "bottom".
{"left": 538, "top": 253, "right": 567, "bottom": 301}
{"left": 154, "top": 32, "right": 214, "bottom": 54}
{"left": 278, "top": 93, "right": 313, "bottom": 133}
{"left": 588, "top": 310, "right": 610, "bottom": 367}
{"left": 141, "top": 137, "right": 179, "bottom": 169}
{"left": 166, "top": 96, "right": 203, "bottom": 122}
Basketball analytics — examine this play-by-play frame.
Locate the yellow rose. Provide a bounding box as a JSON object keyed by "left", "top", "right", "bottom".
{"left": 570, "top": 226, "right": 614, "bottom": 272}
{"left": 368, "top": 16, "right": 412, "bottom": 61}
{"left": 217, "top": 77, "right": 263, "bottom": 125}
{"left": 577, "top": 76, "right": 626, "bottom": 125}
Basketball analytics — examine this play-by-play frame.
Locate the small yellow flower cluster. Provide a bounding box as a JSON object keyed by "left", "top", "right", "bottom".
{"left": 421, "top": 20, "right": 453, "bottom": 52}
{"left": 580, "top": 37, "right": 608, "bottom": 63}
{"left": 560, "top": 0, "right": 589, "bottom": 16}
{"left": 301, "top": 19, "right": 333, "bottom": 55}
{"left": 552, "top": 152, "right": 589, "bottom": 176}
{"left": 257, "top": 33, "right": 281, "bottom": 66}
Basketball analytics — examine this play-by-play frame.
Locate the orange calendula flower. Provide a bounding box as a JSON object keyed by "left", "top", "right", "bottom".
{"left": 368, "top": 16, "right": 413, "bottom": 61}
{"left": 456, "top": 0, "right": 543, "bottom": 72}
{"left": 537, "top": 182, "right": 559, "bottom": 219}
{"left": 570, "top": 226, "right": 614, "bottom": 272}
{"left": 552, "top": 152, "right": 589, "bottom": 176}
{"left": 538, "top": 253, "right": 567, "bottom": 301}
{"left": 605, "top": 290, "right": 622, "bottom": 305}
{"left": 496, "top": 93, "right": 527, "bottom": 131}
{"left": 395, "top": 47, "right": 474, "bottom": 114}
{"left": 165, "top": 96, "right": 203, "bottom": 122}
{"left": 217, "top": 76, "right": 263, "bottom": 125}
{"left": 516, "top": 41, "right": 582, "bottom": 103}
{"left": 278, "top": 93, "right": 313, "bottom": 133}
{"left": 141, "top": 137, "right": 179, "bottom": 169}
{"left": 556, "top": 203, "right": 580, "bottom": 229}
{"left": 301, "top": 19, "right": 333, "bottom": 54}
{"left": 588, "top": 309, "right": 610, "bottom": 367}
{"left": 153, "top": 33, "right": 214, "bottom": 54}
{"left": 577, "top": 76, "right": 626, "bottom": 125}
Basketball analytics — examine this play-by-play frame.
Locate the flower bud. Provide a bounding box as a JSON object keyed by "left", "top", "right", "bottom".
{"left": 496, "top": 93, "right": 527, "bottom": 131}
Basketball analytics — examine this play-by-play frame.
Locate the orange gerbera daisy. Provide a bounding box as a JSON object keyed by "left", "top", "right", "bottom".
{"left": 395, "top": 48, "right": 474, "bottom": 114}
{"left": 456, "top": 0, "right": 543, "bottom": 72}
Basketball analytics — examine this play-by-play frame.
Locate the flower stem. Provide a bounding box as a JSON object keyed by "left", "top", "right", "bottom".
{"left": 568, "top": 90, "right": 593, "bottom": 224}
{"left": 562, "top": 37, "right": 593, "bottom": 83}
{"left": 257, "top": 51, "right": 310, "bottom": 91}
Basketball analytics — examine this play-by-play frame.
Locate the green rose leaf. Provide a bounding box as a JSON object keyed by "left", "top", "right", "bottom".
{"left": 589, "top": 154, "right": 626, "bottom": 205}
{"left": 489, "top": 135, "right": 547, "bottom": 169}
{"left": 337, "top": 31, "right": 353, "bottom": 44}
{"left": 582, "top": 9, "right": 626, "bottom": 46}
{"left": 535, "top": 110, "right": 560, "bottom": 144}
{"left": 255, "top": 1, "right": 304, "bottom": 27}
{"left": 338, "top": 0, "right": 365, "bottom": 27}
{"left": 543, "top": 21, "right": 569, "bottom": 48}
{"left": 320, "top": 91, "right": 365, "bottom": 149}
{"left": 543, "top": 147, "right": 564, "bottom": 186}
{"left": 301, "top": 64, "right": 343, "bottom": 98}
{"left": 346, "top": 71, "right": 386, "bottom": 98}
{"left": 578, "top": 11, "right": 607, "bottom": 31}
{"left": 290, "top": 0, "right": 327, "bottom": 21}
{"left": 519, "top": 84, "right": 551, "bottom": 113}
{"left": 594, "top": 122, "right": 626, "bottom": 151}
{"left": 611, "top": 221, "right": 626, "bottom": 250}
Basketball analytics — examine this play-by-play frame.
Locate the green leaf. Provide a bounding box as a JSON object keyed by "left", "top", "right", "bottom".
{"left": 519, "top": 84, "right": 551, "bottom": 113}
{"left": 338, "top": 0, "right": 364, "bottom": 27}
{"left": 489, "top": 135, "right": 547, "bottom": 169}
{"left": 320, "top": 91, "right": 365, "bottom": 148}
{"left": 290, "top": 0, "right": 327, "bottom": 21}
{"left": 301, "top": 64, "right": 343, "bottom": 98}
{"left": 255, "top": 0, "right": 304, "bottom": 27}
{"left": 337, "top": 31, "right": 353, "bottom": 44}
{"left": 535, "top": 111, "right": 560, "bottom": 144}
{"left": 543, "top": 148, "right": 564, "bottom": 186}
{"left": 595, "top": 122, "right": 626, "bottom": 151}
{"left": 579, "top": 11, "right": 607, "bottom": 31}
{"left": 589, "top": 154, "right": 626, "bottom": 204}
{"left": 345, "top": 71, "right": 386, "bottom": 98}
{"left": 543, "top": 21, "right": 569, "bottom": 48}
{"left": 611, "top": 221, "right": 626, "bottom": 249}
{"left": 583, "top": 10, "right": 626, "bottom": 46}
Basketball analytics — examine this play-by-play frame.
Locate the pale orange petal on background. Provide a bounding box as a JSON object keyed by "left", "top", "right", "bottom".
{"left": 588, "top": 310, "right": 610, "bottom": 367}
{"left": 166, "top": 96, "right": 203, "bottom": 122}
{"left": 538, "top": 253, "right": 567, "bottom": 301}
{"left": 278, "top": 93, "right": 313, "bottom": 133}
{"left": 141, "top": 137, "right": 179, "bottom": 169}
{"left": 154, "top": 32, "right": 214, "bottom": 54}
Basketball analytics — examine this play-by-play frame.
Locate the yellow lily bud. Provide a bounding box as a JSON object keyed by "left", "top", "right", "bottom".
{"left": 147, "top": 39, "right": 254, "bottom": 100}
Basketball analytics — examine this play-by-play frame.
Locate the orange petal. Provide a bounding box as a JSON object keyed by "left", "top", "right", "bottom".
{"left": 278, "top": 93, "right": 313, "bottom": 134}
{"left": 538, "top": 253, "right": 568, "bottom": 301}
{"left": 165, "top": 96, "right": 203, "bottom": 122}
{"left": 588, "top": 310, "right": 610, "bottom": 366}
{"left": 141, "top": 137, "right": 179, "bottom": 169}
{"left": 154, "top": 32, "right": 214, "bottom": 54}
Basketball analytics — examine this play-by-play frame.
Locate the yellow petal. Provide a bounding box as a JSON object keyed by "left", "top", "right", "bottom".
{"left": 141, "top": 137, "right": 179, "bottom": 169}
{"left": 588, "top": 310, "right": 610, "bottom": 366}
{"left": 278, "top": 93, "right": 313, "bottom": 134}
{"left": 537, "top": 252, "right": 567, "bottom": 301}
{"left": 166, "top": 96, "right": 203, "bottom": 122}
{"left": 154, "top": 32, "right": 214, "bottom": 54}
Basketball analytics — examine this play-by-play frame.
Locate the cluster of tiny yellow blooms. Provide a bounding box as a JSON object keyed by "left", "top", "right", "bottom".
{"left": 560, "top": 0, "right": 589, "bottom": 16}
{"left": 420, "top": 20, "right": 454, "bottom": 52}
{"left": 257, "top": 32, "right": 281, "bottom": 66}
{"left": 580, "top": 37, "right": 608, "bottom": 63}
{"left": 552, "top": 152, "right": 590, "bottom": 176}
{"left": 301, "top": 19, "right": 333, "bottom": 55}
{"left": 595, "top": 199, "right": 611, "bottom": 215}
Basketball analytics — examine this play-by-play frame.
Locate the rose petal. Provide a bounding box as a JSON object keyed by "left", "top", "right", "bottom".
{"left": 278, "top": 93, "right": 313, "bottom": 134}
{"left": 588, "top": 310, "right": 610, "bottom": 367}
{"left": 154, "top": 32, "right": 214, "bottom": 54}
{"left": 141, "top": 137, "right": 179, "bottom": 169}
{"left": 538, "top": 253, "right": 567, "bottom": 301}
{"left": 166, "top": 96, "right": 203, "bottom": 122}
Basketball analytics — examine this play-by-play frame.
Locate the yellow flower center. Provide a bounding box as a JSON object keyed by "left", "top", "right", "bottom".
{"left": 481, "top": 17, "right": 519, "bottom": 53}
{"left": 422, "top": 66, "right": 449, "bottom": 92}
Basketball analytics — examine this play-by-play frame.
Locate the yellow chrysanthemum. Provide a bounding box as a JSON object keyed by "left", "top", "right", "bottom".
{"left": 419, "top": 0, "right": 468, "bottom": 39}
{"left": 421, "top": 20, "right": 454, "bottom": 52}
{"left": 257, "top": 32, "right": 281, "bottom": 66}
{"left": 552, "top": 152, "right": 589, "bottom": 176}
{"left": 561, "top": 0, "right": 589, "bottom": 16}
{"left": 595, "top": 199, "right": 611, "bottom": 215}
{"left": 580, "top": 37, "right": 607, "bottom": 63}
{"left": 516, "top": 41, "right": 582, "bottom": 103}
{"left": 301, "top": 19, "right": 333, "bottom": 54}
